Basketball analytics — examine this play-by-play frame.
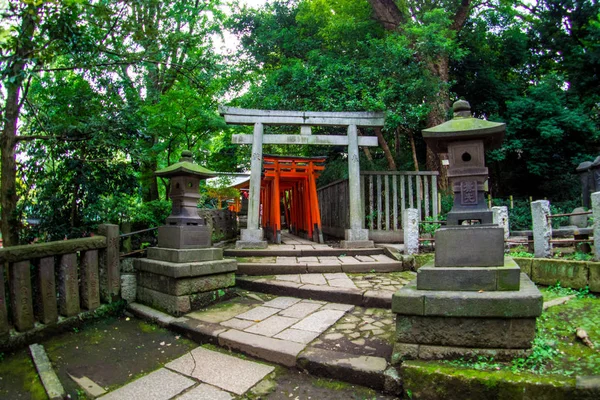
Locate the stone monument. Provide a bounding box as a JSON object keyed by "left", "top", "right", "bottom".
{"left": 134, "top": 151, "right": 237, "bottom": 316}
{"left": 392, "top": 100, "right": 543, "bottom": 360}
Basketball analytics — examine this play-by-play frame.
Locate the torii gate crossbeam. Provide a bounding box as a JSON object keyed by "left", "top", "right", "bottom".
{"left": 220, "top": 106, "right": 385, "bottom": 249}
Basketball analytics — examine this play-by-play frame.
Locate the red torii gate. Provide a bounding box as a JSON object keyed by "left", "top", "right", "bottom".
{"left": 238, "top": 155, "right": 325, "bottom": 244}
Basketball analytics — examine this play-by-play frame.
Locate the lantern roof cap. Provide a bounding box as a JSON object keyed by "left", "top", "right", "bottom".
{"left": 422, "top": 100, "right": 505, "bottom": 153}
{"left": 155, "top": 150, "right": 217, "bottom": 179}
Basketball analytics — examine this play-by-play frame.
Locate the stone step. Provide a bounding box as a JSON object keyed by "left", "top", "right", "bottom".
{"left": 235, "top": 254, "right": 405, "bottom": 276}
{"left": 225, "top": 247, "right": 386, "bottom": 258}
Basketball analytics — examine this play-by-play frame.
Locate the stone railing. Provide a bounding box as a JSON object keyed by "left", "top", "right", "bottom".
{"left": 0, "top": 224, "right": 119, "bottom": 348}
{"left": 318, "top": 171, "right": 439, "bottom": 242}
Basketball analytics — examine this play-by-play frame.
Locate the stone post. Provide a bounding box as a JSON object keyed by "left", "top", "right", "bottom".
{"left": 237, "top": 122, "right": 267, "bottom": 248}
{"left": 0, "top": 264, "right": 8, "bottom": 336}
{"left": 592, "top": 192, "right": 600, "bottom": 261}
{"left": 403, "top": 208, "right": 419, "bottom": 255}
{"left": 341, "top": 124, "right": 373, "bottom": 248}
{"left": 98, "top": 224, "right": 120, "bottom": 302}
{"left": 492, "top": 206, "right": 510, "bottom": 251}
{"left": 531, "top": 200, "right": 552, "bottom": 258}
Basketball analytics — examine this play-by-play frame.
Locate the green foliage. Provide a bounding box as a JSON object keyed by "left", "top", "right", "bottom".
{"left": 420, "top": 216, "right": 444, "bottom": 237}
{"left": 509, "top": 245, "right": 534, "bottom": 258}
{"left": 546, "top": 282, "right": 594, "bottom": 299}
{"left": 206, "top": 176, "right": 241, "bottom": 209}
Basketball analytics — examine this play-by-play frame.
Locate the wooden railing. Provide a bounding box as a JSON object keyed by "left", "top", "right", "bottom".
{"left": 318, "top": 171, "right": 439, "bottom": 241}
{"left": 0, "top": 224, "right": 119, "bottom": 342}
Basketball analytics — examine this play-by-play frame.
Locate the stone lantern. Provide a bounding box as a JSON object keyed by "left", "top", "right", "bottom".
{"left": 155, "top": 150, "right": 216, "bottom": 249}
{"left": 391, "top": 100, "right": 542, "bottom": 361}
{"left": 577, "top": 161, "right": 593, "bottom": 209}
{"left": 133, "top": 151, "right": 237, "bottom": 316}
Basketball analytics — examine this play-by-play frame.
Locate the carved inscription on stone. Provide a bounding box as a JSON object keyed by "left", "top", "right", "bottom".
{"left": 59, "top": 253, "right": 80, "bottom": 317}
{"left": 81, "top": 250, "right": 100, "bottom": 310}
{"left": 0, "top": 265, "right": 8, "bottom": 335}
{"left": 460, "top": 181, "right": 478, "bottom": 205}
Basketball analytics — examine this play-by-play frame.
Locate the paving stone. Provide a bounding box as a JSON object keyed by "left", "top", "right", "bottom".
{"left": 166, "top": 347, "right": 274, "bottom": 395}
{"left": 100, "top": 368, "right": 194, "bottom": 400}
{"left": 300, "top": 274, "right": 328, "bottom": 285}
{"left": 175, "top": 384, "right": 233, "bottom": 400}
{"left": 324, "top": 272, "right": 348, "bottom": 280}
{"left": 359, "top": 324, "right": 379, "bottom": 331}
{"left": 327, "top": 278, "right": 357, "bottom": 288}
{"left": 338, "top": 256, "right": 362, "bottom": 265}
{"left": 235, "top": 306, "right": 280, "bottom": 321}
{"left": 302, "top": 299, "right": 327, "bottom": 304}
{"left": 274, "top": 328, "right": 321, "bottom": 344}
{"left": 298, "top": 256, "right": 319, "bottom": 263}
{"left": 245, "top": 315, "right": 299, "bottom": 337}
{"left": 356, "top": 255, "right": 375, "bottom": 262}
{"left": 321, "top": 303, "right": 355, "bottom": 312}
{"left": 275, "top": 274, "right": 301, "bottom": 282}
{"left": 343, "top": 315, "right": 361, "bottom": 322}
{"left": 352, "top": 338, "right": 366, "bottom": 346}
{"left": 291, "top": 309, "right": 346, "bottom": 333}
{"left": 349, "top": 332, "right": 361, "bottom": 339}
{"left": 278, "top": 302, "right": 323, "bottom": 318}
{"left": 220, "top": 318, "right": 256, "bottom": 330}
{"left": 336, "top": 323, "right": 357, "bottom": 330}
{"left": 262, "top": 297, "right": 302, "bottom": 309}
{"left": 276, "top": 256, "right": 297, "bottom": 264}
{"left": 324, "top": 333, "right": 344, "bottom": 340}
{"left": 363, "top": 317, "right": 375, "bottom": 323}
{"left": 372, "top": 329, "right": 385, "bottom": 335}
{"left": 218, "top": 329, "right": 305, "bottom": 367}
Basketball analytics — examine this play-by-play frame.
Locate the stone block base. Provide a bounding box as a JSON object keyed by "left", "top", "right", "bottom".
{"left": 392, "top": 274, "right": 542, "bottom": 318}
{"left": 416, "top": 258, "right": 520, "bottom": 291}
{"left": 395, "top": 315, "right": 536, "bottom": 348}
{"left": 136, "top": 286, "right": 234, "bottom": 316}
{"left": 158, "top": 225, "right": 211, "bottom": 249}
{"left": 340, "top": 240, "right": 375, "bottom": 249}
{"left": 134, "top": 258, "right": 237, "bottom": 278}
{"left": 392, "top": 342, "right": 531, "bottom": 363}
{"left": 137, "top": 271, "right": 235, "bottom": 296}
{"left": 146, "top": 247, "right": 223, "bottom": 263}
{"left": 435, "top": 225, "right": 504, "bottom": 267}
{"left": 236, "top": 240, "right": 268, "bottom": 249}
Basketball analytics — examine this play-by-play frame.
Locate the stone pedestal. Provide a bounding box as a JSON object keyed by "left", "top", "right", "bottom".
{"left": 236, "top": 228, "right": 268, "bottom": 249}
{"left": 340, "top": 228, "right": 374, "bottom": 249}
{"left": 134, "top": 247, "right": 237, "bottom": 316}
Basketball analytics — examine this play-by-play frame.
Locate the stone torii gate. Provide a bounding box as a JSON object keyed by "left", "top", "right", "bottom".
{"left": 220, "top": 107, "right": 384, "bottom": 249}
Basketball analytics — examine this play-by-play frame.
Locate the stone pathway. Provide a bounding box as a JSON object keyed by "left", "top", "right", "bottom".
{"left": 99, "top": 346, "right": 273, "bottom": 399}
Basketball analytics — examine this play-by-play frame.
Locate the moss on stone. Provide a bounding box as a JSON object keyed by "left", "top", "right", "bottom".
{"left": 414, "top": 254, "right": 435, "bottom": 270}
{"left": 0, "top": 349, "right": 47, "bottom": 400}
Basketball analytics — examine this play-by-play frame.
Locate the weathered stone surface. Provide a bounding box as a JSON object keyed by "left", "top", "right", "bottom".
{"left": 188, "top": 289, "right": 234, "bottom": 311}
{"left": 512, "top": 257, "right": 533, "bottom": 277}
{"left": 68, "top": 374, "right": 106, "bottom": 398}
{"left": 80, "top": 250, "right": 100, "bottom": 311}
{"left": 570, "top": 207, "right": 589, "bottom": 228}
{"left": 593, "top": 192, "right": 600, "bottom": 261}
{"left": 588, "top": 261, "right": 600, "bottom": 292}
{"left": 278, "top": 302, "right": 322, "bottom": 319}
{"left": 340, "top": 239, "right": 375, "bottom": 249}
{"left": 0, "top": 236, "right": 106, "bottom": 264}
{"left": 393, "top": 275, "right": 542, "bottom": 318}
{"left": 136, "top": 286, "right": 190, "bottom": 316}
{"left": 166, "top": 346, "right": 274, "bottom": 395}
{"left": 291, "top": 309, "right": 346, "bottom": 332}
{"left": 169, "top": 317, "right": 226, "bottom": 344}
{"left": 218, "top": 329, "right": 304, "bottom": 367}
{"left": 400, "top": 360, "right": 577, "bottom": 400}
{"left": 531, "top": 200, "right": 553, "bottom": 258}
{"left": 176, "top": 384, "right": 233, "bottom": 400}
{"left": 236, "top": 306, "right": 281, "bottom": 321}
{"left": 297, "top": 347, "right": 387, "bottom": 390}
{"left": 263, "top": 297, "right": 302, "bottom": 309}
{"left": 245, "top": 315, "right": 299, "bottom": 337}
{"left": 120, "top": 257, "right": 135, "bottom": 273}
{"left": 37, "top": 257, "right": 58, "bottom": 324}
{"left": 127, "top": 302, "right": 176, "bottom": 327}
{"left": 137, "top": 271, "right": 234, "bottom": 296}
{"left": 98, "top": 224, "right": 120, "bottom": 302}
{"left": 237, "top": 263, "right": 306, "bottom": 275}
{"left": 395, "top": 315, "right": 537, "bottom": 348}
{"left": 158, "top": 224, "right": 211, "bottom": 249}
{"left": 120, "top": 273, "right": 137, "bottom": 303}
{"left": 100, "top": 368, "right": 194, "bottom": 400}
{"left": 363, "top": 291, "right": 392, "bottom": 308}
{"left": 340, "top": 260, "right": 402, "bottom": 273}
{"left": 531, "top": 259, "right": 589, "bottom": 289}
{"left": 146, "top": 247, "right": 223, "bottom": 263}
{"left": 492, "top": 206, "right": 510, "bottom": 242}
{"left": 29, "top": 343, "right": 66, "bottom": 400}
{"left": 10, "top": 261, "right": 34, "bottom": 332}
{"left": 59, "top": 253, "right": 80, "bottom": 317}
{"left": 418, "top": 265, "right": 508, "bottom": 292}
{"left": 403, "top": 208, "right": 420, "bottom": 255}
{"left": 434, "top": 226, "right": 504, "bottom": 267}
{"left": 134, "top": 258, "right": 237, "bottom": 278}
{"left": 273, "top": 328, "right": 321, "bottom": 344}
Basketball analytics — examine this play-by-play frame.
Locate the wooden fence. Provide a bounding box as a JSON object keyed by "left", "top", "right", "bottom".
{"left": 318, "top": 171, "right": 439, "bottom": 241}
{"left": 0, "top": 224, "right": 120, "bottom": 348}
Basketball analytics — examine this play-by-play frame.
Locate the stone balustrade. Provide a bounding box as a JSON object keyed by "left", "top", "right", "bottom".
{"left": 0, "top": 224, "right": 119, "bottom": 348}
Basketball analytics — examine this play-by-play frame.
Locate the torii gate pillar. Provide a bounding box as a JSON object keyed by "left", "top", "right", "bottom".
{"left": 220, "top": 107, "right": 384, "bottom": 249}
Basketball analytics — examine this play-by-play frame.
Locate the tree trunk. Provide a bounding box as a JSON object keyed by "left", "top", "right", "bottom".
{"left": 1, "top": 7, "right": 37, "bottom": 247}
{"left": 375, "top": 128, "right": 397, "bottom": 170}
